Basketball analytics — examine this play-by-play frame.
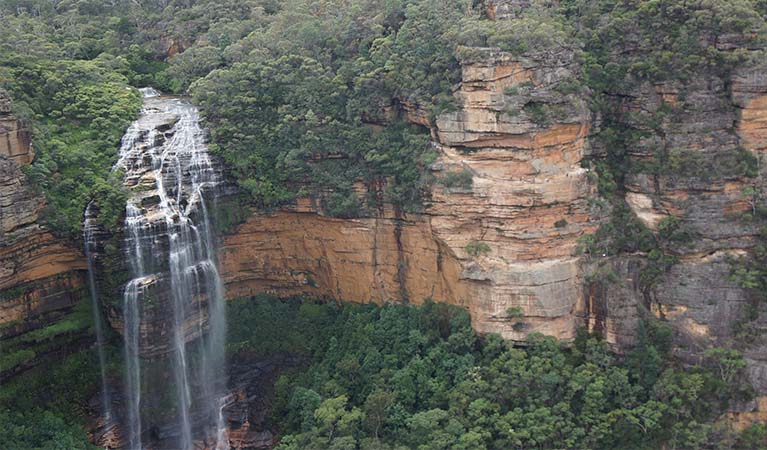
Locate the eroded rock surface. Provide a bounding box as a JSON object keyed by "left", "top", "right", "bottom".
{"left": 0, "top": 89, "right": 87, "bottom": 376}
{"left": 220, "top": 47, "right": 597, "bottom": 342}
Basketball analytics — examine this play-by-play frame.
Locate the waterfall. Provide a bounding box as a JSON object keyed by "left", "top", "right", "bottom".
{"left": 90, "top": 88, "right": 228, "bottom": 450}
{"left": 122, "top": 277, "right": 143, "bottom": 450}
{"left": 83, "top": 204, "right": 114, "bottom": 429}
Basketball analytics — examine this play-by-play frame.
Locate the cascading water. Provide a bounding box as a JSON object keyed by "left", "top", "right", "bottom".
{"left": 83, "top": 205, "right": 114, "bottom": 429}
{"left": 90, "top": 87, "right": 228, "bottom": 450}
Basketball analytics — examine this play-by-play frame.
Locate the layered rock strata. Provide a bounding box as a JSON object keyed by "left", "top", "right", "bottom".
{"left": 220, "top": 47, "right": 597, "bottom": 342}
{"left": 580, "top": 48, "right": 767, "bottom": 426}
{"left": 0, "top": 89, "right": 87, "bottom": 375}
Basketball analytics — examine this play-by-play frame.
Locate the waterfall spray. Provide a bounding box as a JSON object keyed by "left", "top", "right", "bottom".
{"left": 88, "top": 87, "right": 228, "bottom": 449}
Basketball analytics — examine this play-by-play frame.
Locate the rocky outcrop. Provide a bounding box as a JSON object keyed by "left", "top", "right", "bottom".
{"left": 577, "top": 42, "right": 767, "bottom": 425}
{"left": 0, "top": 90, "right": 87, "bottom": 373}
{"left": 486, "top": 0, "right": 530, "bottom": 19}
{"left": 0, "top": 91, "right": 32, "bottom": 166}
{"left": 220, "top": 202, "right": 467, "bottom": 309}
{"left": 596, "top": 74, "right": 763, "bottom": 328}
{"left": 430, "top": 48, "right": 595, "bottom": 340}
{"left": 220, "top": 47, "right": 597, "bottom": 342}
{"left": 735, "top": 64, "right": 767, "bottom": 155}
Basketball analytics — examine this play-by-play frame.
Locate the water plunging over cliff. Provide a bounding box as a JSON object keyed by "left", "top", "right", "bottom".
{"left": 83, "top": 204, "right": 114, "bottom": 433}
{"left": 93, "top": 88, "right": 228, "bottom": 449}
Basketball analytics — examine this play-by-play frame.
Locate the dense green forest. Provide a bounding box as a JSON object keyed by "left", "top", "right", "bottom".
{"left": 3, "top": 0, "right": 766, "bottom": 231}
{"left": 4, "top": 296, "right": 761, "bottom": 449}
{"left": 230, "top": 296, "right": 764, "bottom": 449}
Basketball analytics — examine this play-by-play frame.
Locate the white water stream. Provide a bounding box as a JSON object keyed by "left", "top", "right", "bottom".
{"left": 85, "top": 88, "right": 228, "bottom": 449}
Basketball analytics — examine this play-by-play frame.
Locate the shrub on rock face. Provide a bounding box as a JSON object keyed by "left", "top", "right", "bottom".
{"left": 440, "top": 169, "right": 473, "bottom": 190}
{"left": 466, "top": 240, "right": 491, "bottom": 257}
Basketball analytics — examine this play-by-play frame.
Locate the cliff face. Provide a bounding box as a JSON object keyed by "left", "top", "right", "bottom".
{"left": 584, "top": 73, "right": 765, "bottom": 347}
{"left": 220, "top": 47, "right": 597, "bottom": 342}
{"left": 220, "top": 203, "right": 467, "bottom": 309}
{"left": 580, "top": 49, "right": 767, "bottom": 422}
{"left": 0, "top": 90, "right": 87, "bottom": 376}
{"left": 1, "top": 9, "right": 764, "bottom": 419}
{"left": 216, "top": 16, "right": 767, "bottom": 417}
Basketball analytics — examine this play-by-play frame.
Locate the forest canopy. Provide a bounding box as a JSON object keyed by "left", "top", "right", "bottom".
{"left": 2, "top": 0, "right": 766, "bottom": 230}
{"left": 228, "top": 296, "right": 761, "bottom": 450}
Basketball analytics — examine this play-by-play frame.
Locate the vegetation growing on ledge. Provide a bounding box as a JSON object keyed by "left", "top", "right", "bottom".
{"left": 228, "top": 295, "right": 756, "bottom": 450}
{"left": 5, "top": 0, "right": 765, "bottom": 227}
{"left": 561, "top": 0, "right": 766, "bottom": 290}
{"left": 439, "top": 169, "right": 474, "bottom": 190}
{"left": 190, "top": 0, "right": 492, "bottom": 215}
{"left": 1, "top": 56, "right": 139, "bottom": 236}
{"left": 0, "top": 295, "right": 92, "bottom": 376}
{"left": 465, "top": 240, "right": 491, "bottom": 257}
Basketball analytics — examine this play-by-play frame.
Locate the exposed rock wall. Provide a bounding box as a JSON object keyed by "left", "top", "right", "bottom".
{"left": 0, "top": 93, "right": 32, "bottom": 166}
{"left": 221, "top": 47, "right": 597, "bottom": 342}
{"left": 217, "top": 28, "right": 767, "bottom": 421}
{"left": 579, "top": 46, "right": 767, "bottom": 424}
{"left": 431, "top": 49, "right": 595, "bottom": 341}
{"left": 0, "top": 90, "right": 87, "bottom": 357}
{"left": 220, "top": 202, "right": 467, "bottom": 308}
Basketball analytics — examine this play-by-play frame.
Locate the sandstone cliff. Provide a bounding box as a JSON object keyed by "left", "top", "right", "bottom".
{"left": 220, "top": 46, "right": 597, "bottom": 343}
{"left": 215, "top": 7, "right": 767, "bottom": 427}
{"left": 2, "top": 5, "right": 766, "bottom": 432}
{"left": 0, "top": 89, "right": 88, "bottom": 377}
{"left": 579, "top": 44, "right": 767, "bottom": 426}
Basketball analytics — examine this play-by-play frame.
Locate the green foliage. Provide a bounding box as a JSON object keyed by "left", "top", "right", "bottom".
{"left": 564, "top": 0, "right": 764, "bottom": 88}
{"left": 162, "top": 45, "right": 226, "bottom": 93}
{"left": 323, "top": 191, "right": 366, "bottom": 219}
{"left": 569, "top": 0, "right": 765, "bottom": 274}
{"left": 1, "top": 55, "right": 140, "bottom": 236}
{"left": 465, "top": 240, "right": 491, "bottom": 257}
{"left": 483, "top": 3, "right": 572, "bottom": 55}
{"left": 656, "top": 216, "right": 693, "bottom": 243}
{"left": 0, "top": 348, "right": 103, "bottom": 449}
{"left": 0, "top": 410, "right": 96, "bottom": 450}
{"left": 440, "top": 169, "right": 473, "bottom": 190}
{"left": 729, "top": 235, "right": 767, "bottom": 340}
{"left": 639, "top": 249, "right": 679, "bottom": 290}
{"left": 737, "top": 423, "right": 767, "bottom": 450}
{"left": 585, "top": 264, "right": 620, "bottom": 286}
{"left": 729, "top": 228, "right": 767, "bottom": 303}
{"left": 626, "top": 319, "right": 673, "bottom": 392}
{"left": 19, "top": 317, "right": 87, "bottom": 345}
{"left": 524, "top": 102, "right": 550, "bottom": 127}
{"left": 227, "top": 294, "right": 339, "bottom": 357}
{"left": 579, "top": 203, "right": 692, "bottom": 291}
{"left": 663, "top": 147, "right": 759, "bottom": 180}
{"left": 225, "top": 296, "right": 749, "bottom": 450}
{"left": 190, "top": 0, "right": 494, "bottom": 215}
{"left": 212, "top": 194, "right": 253, "bottom": 235}
{"left": 506, "top": 306, "right": 524, "bottom": 319}
{"left": 580, "top": 203, "right": 657, "bottom": 257}
{"left": 0, "top": 294, "right": 92, "bottom": 375}
{"left": 0, "top": 349, "right": 36, "bottom": 373}
{"left": 193, "top": 52, "right": 435, "bottom": 213}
